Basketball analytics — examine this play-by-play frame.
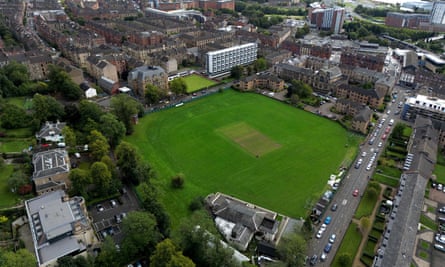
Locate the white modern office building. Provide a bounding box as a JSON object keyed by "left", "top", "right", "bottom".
{"left": 431, "top": 1, "right": 445, "bottom": 24}
{"left": 206, "top": 43, "right": 258, "bottom": 77}
{"left": 401, "top": 94, "right": 445, "bottom": 121}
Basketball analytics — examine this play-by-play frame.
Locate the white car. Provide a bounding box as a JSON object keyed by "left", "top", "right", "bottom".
{"left": 329, "top": 234, "right": 336, "bottom": 243}
{"left": 378, "top": 142, "right": 383, "bottom": 148}
{"left": 361, "top": 152, "right": 367, "bottom": 157}
{"left": 316, "top": 230, "right": 323, "bottom": 239}
{"left": 320, "top": 224, "right": 327, "bottom": 232}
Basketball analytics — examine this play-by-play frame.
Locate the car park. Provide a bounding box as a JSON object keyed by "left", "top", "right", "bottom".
{"left": 329, "top": 234, "right": 336, "bottom": 244}
{"left": 331, "top": 203, "right": 338, "bottom": 211}
{"left": 353, "top": 189, "right": 359, "bottom": 197}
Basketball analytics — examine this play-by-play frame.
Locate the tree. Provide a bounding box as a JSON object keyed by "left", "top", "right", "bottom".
{"left": 62, "top": 126, "right": 77, "bottom": 148}
{"left": 169, "top": 78, "right": 187, "bottom": 95}
{"left": 145, "top": 84, "right": 164, "bottom": 105}
{"left": 277, "top": 232, "right": 307, "bottom": 267}
{"left": 69, "top": 168, "right": 91, "bottom": 196}
{"left": 32, "top": 94, "right": 65, "bottom": 124}
{"left": 0, "top": 248, "right": 36, "bottom": 267}
{"left": 78, "top": 100, "right": 104, "bottom": 129}
{"left": 88, "top": 130, "right": 110, "bottom": 162}
{"left": 253, "top": 58, "right": 267, "bottom": 72}
{"left": 115, "top": 141, "right": 141, "bottom": 184}
{"left": 95, "top": 236, "right": 122, "bottom": 267}
{"left": 57, "top": 255, "right": 93, "bottom": 267}
{"left": 121, "top": 211, "right": 163, "bottom": 259}
{"left": 111, "top": 94, "right": 141, "bottom": 134}
{"left": 338, "top": 253, "right": 352, "bottom": 267}
{"left": 175, "top": 210, "right": 238, "bottom": 267}
{"left": 8, "top": 169, "right": 29, "bottom": 194}
{"left": 150, "top": 239, "right": 195, "bottom": 267}
{"left": 90, "top": 161, "right": 112, "bottom": 194}
{"left": 392, "top": 123, "right": 405, "bottom": 139}
{"left": 289, "top": 80, "right": 313, "bottom": 99}
{"left": 359, "top": 217, "right": 371, "bottom": 234}
{"left": 47, "top": 64, "right": 83, "bottom": 100}
{"left": 230, "top": 65, "right": 243, "bottom": 79}
{"left": 0, "top": 103, "right": 30, "bottom": 129}
{"left": 99, "top": 113, "right": 126, "bottom": 148}
{"left": 138, "top": 182, "right": 170, "bottom": 237}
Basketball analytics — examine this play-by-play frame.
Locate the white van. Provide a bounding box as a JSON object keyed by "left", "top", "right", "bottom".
{"left": 389, "top": 119, "right": 394, "bottom": 126}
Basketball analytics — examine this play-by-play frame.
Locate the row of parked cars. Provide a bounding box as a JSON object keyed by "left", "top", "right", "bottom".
{"left": 435, "top": 207, "right": 445, "bottom": 252}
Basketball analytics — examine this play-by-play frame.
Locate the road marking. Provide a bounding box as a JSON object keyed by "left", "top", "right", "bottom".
{"left": 342, "top": 199, "right": 348, "bottom": 206}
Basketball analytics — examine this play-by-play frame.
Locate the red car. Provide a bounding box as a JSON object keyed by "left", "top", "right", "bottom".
{"left": 353, "top": 189, "right": 359, "bottom": 197}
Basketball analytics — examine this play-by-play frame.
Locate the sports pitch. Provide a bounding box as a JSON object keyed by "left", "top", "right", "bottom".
{"left": 182, "top": 74, "right": 217, "bottom": 93}
{"left": 129, "top": 90, "right": 361, "bottom": 225}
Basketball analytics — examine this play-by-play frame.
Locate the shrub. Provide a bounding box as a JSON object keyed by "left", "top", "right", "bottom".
{"left": 189, "top": 196, "right": 204, "bottom": 211}
{"left": 171, "top": 173, "right": 185, "bottom": 188}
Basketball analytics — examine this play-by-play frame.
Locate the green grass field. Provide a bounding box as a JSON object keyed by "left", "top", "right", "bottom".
{"left": 332, "top": 222, "right": 362, "bottom": 267}
{"left": 128, "top": 90, "right": 362, "bottom": 226}
{"left": 0, "top": 165, "right": 20, "bottom": 208}
{"left": 182, "top": 74, "right": 217, "bottom": 93}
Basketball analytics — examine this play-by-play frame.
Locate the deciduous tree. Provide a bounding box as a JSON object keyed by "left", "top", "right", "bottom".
{"left": 0, "top": 248, "right": 36, "bottom": 267}
{"left": 99, "top": 113, "right": 126, "bottom": 148}
{"left": 277, "top": 231, "right": 307, "bottom": 267}
{"left": 62, "top": 126, "right": 76, "bottom": 148}
{"left": 32, "top": 94, "right": 65, "bottom": 124}
{"left": 88, "top": 130, "right": 110, "bottom": 162}
{"left": 150, "top": 239, "right": 195, "bottom": 267}
{"left": 169, "top": 78, "right": 187, "bottom": 95}
{"left": 121, "top": 211, "right": 163, "bottom": 259}
{"left": 111, "top": 94, "right": 141, "bottom": 134}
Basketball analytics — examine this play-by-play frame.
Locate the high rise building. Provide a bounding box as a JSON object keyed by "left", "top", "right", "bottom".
{"left": 431, "top": 1, "right": 445, "bottom": 24}
{"left": 308, "top": 7, "right": 345, "bottom": 34}
{"left": 206, "top": 43, "right": 258, "bottom": 77}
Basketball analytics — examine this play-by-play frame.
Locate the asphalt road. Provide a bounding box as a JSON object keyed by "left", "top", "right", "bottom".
{"left": 307, "top": 85, "right": 408, "bottom": 266}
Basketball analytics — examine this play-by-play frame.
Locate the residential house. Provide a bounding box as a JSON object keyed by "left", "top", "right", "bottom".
{"left": 206, "top": 192, "right": 280, "bottom": 251}
{"left": 236, "top": 73, "right": 285, "bottom": 92}
{"left": 25, "top": 190, "right": 93, "bottom": 267}
{"left": 32, "top": 149, "right": 70, "bottom": 196}
{"left": 335, "top": 99, "right": 372, "bottom": 134}
{"left": 334, "top": 84, "right": 384, "bottom": 109}
{"left": 86, "top": 56, "right": 118, "bottom": 82}
{"left": 127, "top": 65, "right": 168, "bottom": 97}
{"left": 35, "top": 121, "right": 66, "bottom": 144}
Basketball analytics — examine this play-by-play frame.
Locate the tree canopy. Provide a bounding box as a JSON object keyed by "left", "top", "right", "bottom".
{"left": 150, "top": 239, "right": 195, "bottom": 267}
{"left": 169, "top": 78, "right": 187, "bottom": 95}
{"left": 111, "top": 94, "right": 142, "bottom": 134}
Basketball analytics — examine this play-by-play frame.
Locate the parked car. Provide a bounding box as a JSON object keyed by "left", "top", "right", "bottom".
{"left": 329, "top": 234, "right": 336, "bottom": 244}
{"left": 324, "top": 243, "right": 333, "bottom": 253}
{"left": 115, "top": 214, "right": 122, "bottom": 224}
{"left": 320, "top": 252, "right": 327, "bottom": 262}
{"left": 331, "top": 203, "right": 338, "bottom": 212}
{"left": 110, "top": 199, "right": 117, "bottom": 208}
{"left": 316, "top": 230, "right": 323, "bottom": 239}
{"left": 320, "top": 224, "right": 327, "bottom": 232}
{"left": 434, "top": 243, "right": 445, "bottom": 252}
{"left": 438, "top": 184, "right": 444, "bottom": 191}
{"left": 435, "top": 233, "right": 445, "bottom": 244}
{"left": 324, "top": 216, "right": 332, "bottom": 225}
{"left": 309, "top": 254, "right": 318, "bottom": 266}
{"left": 96, "top": 204, "right": 104, "bottom": 212}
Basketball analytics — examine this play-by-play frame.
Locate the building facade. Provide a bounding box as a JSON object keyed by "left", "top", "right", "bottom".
{"left": 25, "top": 190, "right": 92, "bottom": 267}
{"left": 308, "top": 7, "right": 345, "bottom": 34}
{"left": 402, "top": 94, "right": 445, "bottom": 121}
{"left": 127, "top": 65, "right": 168, "bottom": 97}
{"left": 206, "top": 43, "right": 258, "bottom": 77}
{"left": 431, "top": 1, "right": 445, "bottom": 24}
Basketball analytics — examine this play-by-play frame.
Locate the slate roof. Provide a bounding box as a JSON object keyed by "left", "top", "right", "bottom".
{"left": 354, "top": 106, "right": 372, "bottom": 122}
{"left": 32, "top": 149, "right": 70, "bottom": 180}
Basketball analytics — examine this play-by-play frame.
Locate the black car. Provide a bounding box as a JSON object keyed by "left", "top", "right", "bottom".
{"left": 309, "top": 254, "right": 318, "bottom": 266}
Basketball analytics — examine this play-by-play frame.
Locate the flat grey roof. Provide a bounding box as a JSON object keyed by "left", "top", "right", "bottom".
{"left": 39, "top": 236, "right": 85, "bottom": 264}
